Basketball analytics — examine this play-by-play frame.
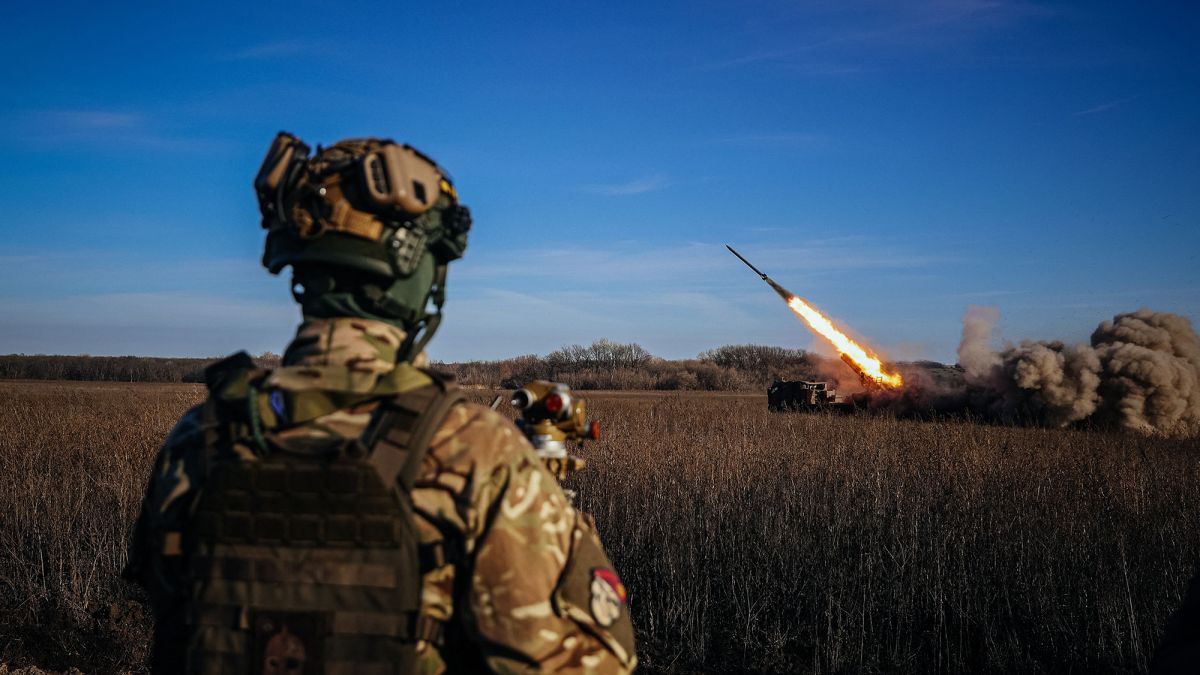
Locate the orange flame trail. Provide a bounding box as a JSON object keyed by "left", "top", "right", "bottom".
{"left": 723, "top": 245, "right": 902, "bottom": 389}
{"left": 786, "top": 296, "right": 904, "bottom": 388}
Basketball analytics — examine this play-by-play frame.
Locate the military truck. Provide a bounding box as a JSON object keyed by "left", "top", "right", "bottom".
{"left": 767, "top": 380, "right": 838, "bottom": 411}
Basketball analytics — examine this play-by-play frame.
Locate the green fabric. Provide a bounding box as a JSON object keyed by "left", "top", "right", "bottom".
{"left": 259, "top": 139, "right": 469, "bottom": 365}
{"left": 293, "top": 260, "right": 433, "bottom": 328}
{"left": 266, "top": 364, "right": 432, "bottom": 427}
{"left": 207, "top": 357, "right": 433, "bottom": 432}
{"left": 291, "top": 260, "right": 448, "bottom": 363}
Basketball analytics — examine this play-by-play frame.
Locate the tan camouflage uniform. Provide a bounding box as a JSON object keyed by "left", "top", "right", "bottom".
{"left": 126, "top": 318, "right": 637, "bottom": 674}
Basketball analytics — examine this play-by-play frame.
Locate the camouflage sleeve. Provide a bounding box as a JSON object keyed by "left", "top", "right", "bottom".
{"left": 124, "top": 404, "right": 208, "bottom": 672}
{"left": 443, "top": 405, "right": 637, "bottom": 674}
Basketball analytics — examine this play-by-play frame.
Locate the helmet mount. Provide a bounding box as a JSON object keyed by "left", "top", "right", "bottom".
{"left": 255, "top": 132, "right": 470, "bottom": 361}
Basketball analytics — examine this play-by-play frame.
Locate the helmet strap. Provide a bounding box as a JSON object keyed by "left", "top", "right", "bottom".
{"left": 399, "top": 263, "right": 447, "bottom": 362}
{"left": 357, "top": 283, "right": 420, "bottom": 325}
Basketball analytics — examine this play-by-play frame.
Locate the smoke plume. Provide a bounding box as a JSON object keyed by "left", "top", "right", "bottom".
{"left": 955, "top": 307, "right": 1200, "bottom": 436}
{"left": 957, "top": 305, "right": 1001, "bottom": 384}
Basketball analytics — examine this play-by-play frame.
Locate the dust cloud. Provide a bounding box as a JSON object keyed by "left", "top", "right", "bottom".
{"left": 955, "top": 307, "right": 1200, "bottom": 436}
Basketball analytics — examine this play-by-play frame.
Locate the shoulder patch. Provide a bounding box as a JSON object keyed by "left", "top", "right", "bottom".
{"left": 268, "top": 390, "right": 287, "bottom": 423}
{"left": 589, "top": 568, "right": 627, "bottom": 628}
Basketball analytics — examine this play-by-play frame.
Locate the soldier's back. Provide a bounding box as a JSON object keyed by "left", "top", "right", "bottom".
{"left": 127, "top": 318, "right": 636, "bottom": 674}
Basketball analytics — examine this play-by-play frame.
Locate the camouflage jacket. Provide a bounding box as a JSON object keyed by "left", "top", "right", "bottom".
{"left": 125, "top": 318, "right": 637, "bottom": 674}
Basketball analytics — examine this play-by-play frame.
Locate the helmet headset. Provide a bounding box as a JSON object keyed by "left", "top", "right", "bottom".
{"left": 254, "top": 132, "right": 471, "bottom": 361}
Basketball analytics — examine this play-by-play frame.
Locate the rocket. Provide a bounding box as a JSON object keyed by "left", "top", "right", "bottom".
{"left": 726, "top": 243, "right": 900, "bottom": 390}
{"left": 725, "top": 245, "right": 795, "bottom": 302}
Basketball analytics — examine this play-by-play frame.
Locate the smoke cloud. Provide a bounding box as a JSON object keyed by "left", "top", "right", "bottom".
{"left": 957, "top": 305, "right": 1001, "bottom": 384}
{"left": 954, "top": 307, "right": 1200, "bottom": 436}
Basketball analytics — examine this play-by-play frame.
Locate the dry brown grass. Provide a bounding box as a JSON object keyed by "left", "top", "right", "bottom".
{"left": 0, "top": 381, "right": 200, "bottom": 672}
{"left": 574, "top": 394, "right": 1200, "bottom": 673}
{"left": 1, "top": 382, "right": 1198, "bottom": 673}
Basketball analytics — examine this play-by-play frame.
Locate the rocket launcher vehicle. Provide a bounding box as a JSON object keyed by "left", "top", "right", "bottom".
{"left": 840, "top": 353, "right": 880, "bottom": 390}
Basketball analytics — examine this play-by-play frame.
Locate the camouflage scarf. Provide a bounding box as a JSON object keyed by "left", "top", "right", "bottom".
{"left": 272, "top": 318, "right": 409, "bottom": 394}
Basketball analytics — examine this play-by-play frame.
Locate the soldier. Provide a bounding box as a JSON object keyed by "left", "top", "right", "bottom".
{"left": 124, "top": 134, "right": 637, "bottom": 674}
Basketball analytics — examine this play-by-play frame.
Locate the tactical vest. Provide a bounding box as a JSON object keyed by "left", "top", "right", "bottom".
{"left": 184, "top": 352, "right": 464, "bottom": 675}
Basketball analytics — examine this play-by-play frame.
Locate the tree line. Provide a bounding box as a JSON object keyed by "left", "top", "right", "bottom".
{"left": 0, "top": 353, "right": 281, "bottom": 383}
{"left": 434, "top": 340, "right": 827, "bottom": 391}
{"left": 0, "top": 341, "right": 832, "bottom": 391}
{"left": 0, "top": 341, "right": 835, "bottom": 389}
{"left": 0, "top": 341, "right": 844, "bottom": 389}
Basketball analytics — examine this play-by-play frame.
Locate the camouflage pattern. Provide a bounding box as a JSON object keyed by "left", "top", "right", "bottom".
{"left": 126, "top": 318, "right": 637, "bottom": 674}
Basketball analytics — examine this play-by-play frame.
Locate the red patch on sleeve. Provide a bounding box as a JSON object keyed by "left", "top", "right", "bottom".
{"left": 589, "top": 568, "right": 627, "bottom": 628}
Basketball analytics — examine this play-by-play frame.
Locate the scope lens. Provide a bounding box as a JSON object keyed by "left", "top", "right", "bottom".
{"left": 511, "top": 390, "right": 533, "bottom": 409}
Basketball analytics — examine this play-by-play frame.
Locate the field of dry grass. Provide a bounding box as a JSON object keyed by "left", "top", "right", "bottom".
{"left": 0, "top": 381, "right": 197, "bottom": 672}
{"left": 1, "top": 380, "right": 1198, "bottom": 673}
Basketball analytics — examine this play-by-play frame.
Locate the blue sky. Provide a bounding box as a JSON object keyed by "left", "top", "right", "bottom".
{"left": 1, "top": 1, "right": 1197, "bottom": 362}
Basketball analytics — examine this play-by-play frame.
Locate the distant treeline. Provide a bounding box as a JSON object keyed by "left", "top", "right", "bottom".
{"left": 433, "top": 339, "right": 829, "bottom": 391}
{"left": 0, "top": 341, "right": 837, "bottom": 391}
{"left": 0, "top": 353, "right": 282, "bottom": 384}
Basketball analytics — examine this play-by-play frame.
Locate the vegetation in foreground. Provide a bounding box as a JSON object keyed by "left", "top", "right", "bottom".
{"left": 0, "top": 381, "right": 1197, "bottom": 673}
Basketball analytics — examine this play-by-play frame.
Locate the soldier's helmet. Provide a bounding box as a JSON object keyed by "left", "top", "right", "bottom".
{"left": 254, "top": 133, "right": 471, "bottom": 359}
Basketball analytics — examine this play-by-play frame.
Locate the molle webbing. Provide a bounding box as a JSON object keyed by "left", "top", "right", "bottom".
{"left": 186, "top": 371, "right": 465, "bottom": 674}
{"left": 193, "top": 461, "right": 404, "bottom": 547}
{"left": 186, "top": 630, "right": 422, "bottom": 675}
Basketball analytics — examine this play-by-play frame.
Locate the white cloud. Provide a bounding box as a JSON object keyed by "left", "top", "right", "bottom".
{"left": 3, "top": 108, "right": 231, "bottom": 152}
{"left": 0, "top": 237, "right": 961, "bottom": 360}
{"left": 714, "top": 132, "right": 830, "bottom": 147}
{"left": 220, "top": 40, "right": 314, "bottom": 61}
{"left": 0, "top": 252, "right": 274, "bottom": 298}
{"left": 1072, "top": 95, "right": 1138, "bottom": 116}
{"left": 42, "top": 110, "right": 144, "bottom": 130}
{"left": 454, "top": 238, "right": 951, "bottom": 289}
{"left": 0, "top": 292, "right": 294, "bottom": 327}
{"left": 581, "top": 175, "right": 670, "bottom": 196}
{"left": 705, "top": 0, "right": 1055, "bottom": 71}
{"left": 432, "top": 236, "right": 956, "bottom": 359}
{"left": 0, "top": 292, "right": 296, "bottom": 357}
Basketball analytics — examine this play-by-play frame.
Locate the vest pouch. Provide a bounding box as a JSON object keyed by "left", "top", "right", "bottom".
{"left": 252, "top": 609, "right": 326, "bottom": 675}
{"left": 187, "top": 457, "right": 421, "bottom": 674}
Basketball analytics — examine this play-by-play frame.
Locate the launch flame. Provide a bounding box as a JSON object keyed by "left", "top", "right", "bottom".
{"left": 786, "top": 296, "right": 904, "bottom": 388}
{"left": 724, "top": 245, "right": 903, "bottom": 389}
